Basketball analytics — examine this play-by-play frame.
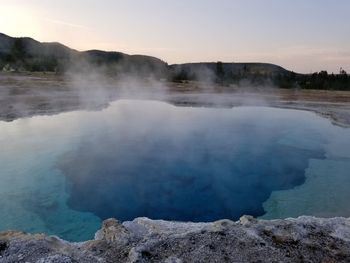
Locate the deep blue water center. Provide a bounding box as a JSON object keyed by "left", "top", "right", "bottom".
{"left": 58, "top": 101, "right": 325, "bottom": 222}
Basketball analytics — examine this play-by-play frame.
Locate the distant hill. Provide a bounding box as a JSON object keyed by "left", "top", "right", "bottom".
{"left": 0, "top": 33, "right": 167, "bottom": 77}
{"left": 0, "top": 32, "right": 75, "bottom": 61}
{"left": 0, "top": 33, "right": 349, "bottom": 90}
{"left": 0, "top": 33, "right": 288, "bottom": 78}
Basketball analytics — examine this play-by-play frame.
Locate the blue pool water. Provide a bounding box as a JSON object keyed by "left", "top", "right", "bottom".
{"left": 0, "top": 100, "right": 349, "bottom": 241}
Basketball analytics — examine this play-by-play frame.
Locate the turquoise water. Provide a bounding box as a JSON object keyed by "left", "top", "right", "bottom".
{"left": 0, "top": 100, "right": 349, "bottom": 241}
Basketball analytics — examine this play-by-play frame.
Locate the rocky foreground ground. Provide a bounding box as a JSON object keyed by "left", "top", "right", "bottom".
{"left": 1, "top": 216, "right": 350, "bottom": 262}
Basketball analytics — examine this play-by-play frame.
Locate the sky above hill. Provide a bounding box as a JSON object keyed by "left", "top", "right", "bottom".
{"left": 0, "top": 0, "right": 349, "bottom": 73}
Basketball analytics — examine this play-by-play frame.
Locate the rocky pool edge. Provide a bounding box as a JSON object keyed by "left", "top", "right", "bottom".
{"left": 1, "top": 215, "right": 350, "bottom": 262}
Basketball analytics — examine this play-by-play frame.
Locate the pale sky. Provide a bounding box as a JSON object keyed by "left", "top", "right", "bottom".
{"left": 0, "top": 0, "right": 349, "bottom": 73}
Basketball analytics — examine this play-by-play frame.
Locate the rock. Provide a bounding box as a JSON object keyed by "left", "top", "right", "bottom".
{"left": 95, "top": 218, "right": 130, "bottom": 244}
{"left": 1, "top": 216, "right": 350, "bottom": 262}
{"left": 239, "top": 215, "right": 258, "bottom": 226}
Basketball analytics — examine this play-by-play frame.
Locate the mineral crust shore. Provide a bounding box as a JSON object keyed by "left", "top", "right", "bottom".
{"left": 1, "top": 216, "right": 350, "bottom": 262}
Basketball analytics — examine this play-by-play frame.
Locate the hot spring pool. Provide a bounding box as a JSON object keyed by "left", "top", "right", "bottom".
{"left": 1, "top": 100, "right": 350, "bottom": 241}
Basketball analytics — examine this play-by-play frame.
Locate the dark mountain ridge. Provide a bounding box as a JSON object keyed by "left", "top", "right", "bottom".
{"left": 0, "top": 33, "right": 167, "bottom": 77}
{"left": 0, "top": 33, "right": 289, "bottom": 76}
{"left": 0, "top": 33, "right": 349, "bottom": 90}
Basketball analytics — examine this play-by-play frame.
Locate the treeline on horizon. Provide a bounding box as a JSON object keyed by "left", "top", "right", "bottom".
{"left": 1, "top": 37, "right": 349, "bottom": 91}
{"left": 171, "top": 62, "right": 350, "bottom": 91}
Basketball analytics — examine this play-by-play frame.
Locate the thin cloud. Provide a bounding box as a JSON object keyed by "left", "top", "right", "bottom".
{"left": 42, "top": 18, "right": 92, "bottom": 31}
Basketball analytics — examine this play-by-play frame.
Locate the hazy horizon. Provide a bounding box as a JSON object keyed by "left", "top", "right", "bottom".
{"left": 0, "top": 0, "right": 349, "bottom": 73}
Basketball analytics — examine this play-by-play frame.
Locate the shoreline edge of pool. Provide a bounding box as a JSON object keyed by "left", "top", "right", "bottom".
{"left": 1, "top": 215, "right": 350, "bottom": 262}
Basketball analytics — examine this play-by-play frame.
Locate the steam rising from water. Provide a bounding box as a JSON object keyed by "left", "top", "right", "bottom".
{"left": 58, "top": 101, "right": 326, "bottom": 222}
{"left": 63, "top": 61, "right": 282, "bottom": 113}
